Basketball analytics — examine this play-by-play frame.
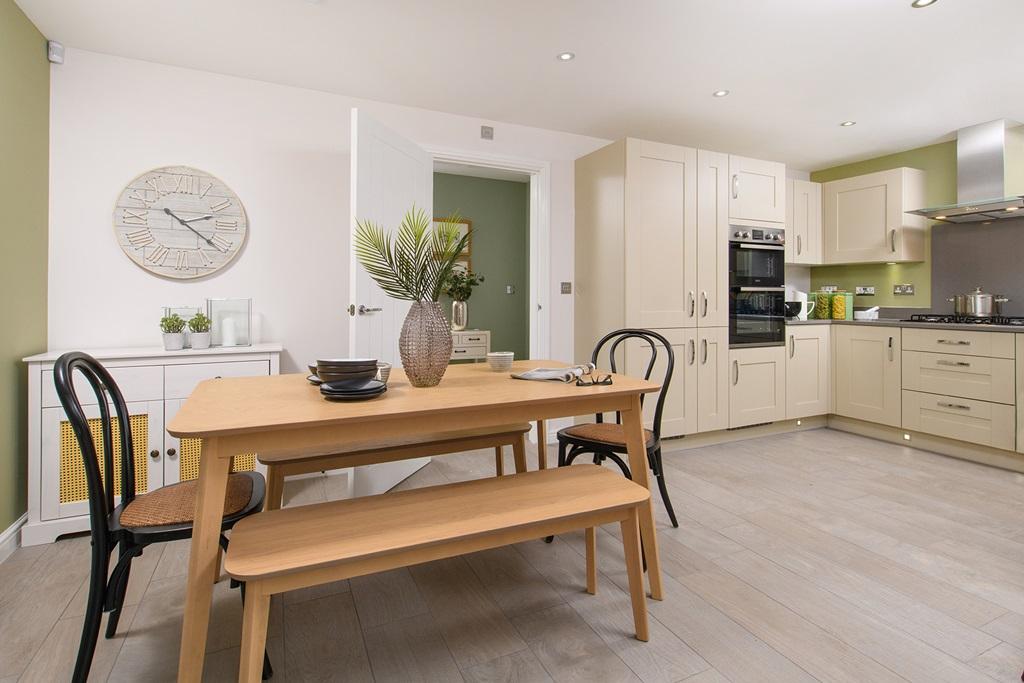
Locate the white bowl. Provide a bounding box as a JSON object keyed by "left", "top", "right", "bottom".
{"left": 486, "top": 352, "right": 514, "bottom": 372}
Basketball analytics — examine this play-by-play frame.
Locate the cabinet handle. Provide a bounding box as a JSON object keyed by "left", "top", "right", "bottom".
{"left": 733, "top": 360, "right": 740, "bottom": 385}
{"left": 454, "top": 349, "right": 467, "bottom": 354}
{"left": 937, "top": 339, "right": 970, "bottom": 346}
{"left": 796, "top": 234, "right": 802, "bottom": 255}
{"left": 689, "top": 339, "right": 696, "bottom": 365}
{"left": 936, "top": 359, "right": 970, "bottom": 367}
{"left": 789, "top": 334, "right": 795, "bottom": 358}
{"left": 688, "top": 291, "right": 695, "bottom": 317}
{"left": 888, "top": 336, "right": 894, "bottom": 362}
{"left": 167, "top": 448, "right": 177, "bottom": 458}
{"left": 701, "top": 338, "right": 708, "bottom": 364}
{"left": 467, "top": 336, "right": 482, "bottom": 341}
{"left": 937, "top": 401, "right": 970, "bottom": 411}
{"left": 701, "top": 291, "right": 709, "bottom": 317}
{"left": 732, "top": 174, "right": 739, "bottom": 199}
{"left": 890, "top": 229, "right": 897, "bottom": 253}
{"left": 149, "top": 449, "right": 160, "bottom": 460}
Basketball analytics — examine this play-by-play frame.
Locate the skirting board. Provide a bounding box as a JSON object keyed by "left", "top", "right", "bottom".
{"left": 828, "top": 415, "right": 1024, "bottom": 474}
{"left": 0, "top": 513, "right": 28, "bottom": 564}
{"left": 662, "top": 416, "right": 828, "bottom": 451}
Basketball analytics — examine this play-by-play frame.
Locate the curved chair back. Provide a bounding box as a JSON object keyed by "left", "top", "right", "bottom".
{"left": 53, "top": 352, "right": 138, "bottom": 542}
{"left": 590, "top": 328, "right": 674, "bottom": 440}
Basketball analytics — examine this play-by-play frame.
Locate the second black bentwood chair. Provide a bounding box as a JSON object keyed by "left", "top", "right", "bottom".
{"left": 555, "top": 329, "right": 679, "bottom": 527}
{"left": 53, "top": 351, "right": 272, "bottom": 682}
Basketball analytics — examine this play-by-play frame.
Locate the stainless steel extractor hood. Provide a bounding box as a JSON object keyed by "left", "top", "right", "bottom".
{"left": 909, "top": 120, "right": 1024, "bottom": 224}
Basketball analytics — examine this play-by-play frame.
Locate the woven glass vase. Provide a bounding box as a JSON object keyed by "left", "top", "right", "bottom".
{"left": 399, "top": 301, "right": 453, "bottom": 387}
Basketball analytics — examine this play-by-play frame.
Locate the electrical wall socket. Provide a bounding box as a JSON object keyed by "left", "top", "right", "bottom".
{"left": 480, "top": 125, "right": 494, "bottom": 140}
{"left": 560, "top": 282, "right": 572, "bottom": 294}
{"left": 894, "top": 283, "right": 915, "bottom": 296}
{"left": 855, "top": 286, "right": 875, "bottom": 296}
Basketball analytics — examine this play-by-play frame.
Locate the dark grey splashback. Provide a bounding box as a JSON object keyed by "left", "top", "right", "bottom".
{"left": 882, "top": 216, "right": 1024, "bottom": 318}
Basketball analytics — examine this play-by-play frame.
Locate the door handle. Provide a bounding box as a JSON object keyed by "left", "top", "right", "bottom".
{"left": 149, "top": 449, "right": 160, "bottom": 460}
{"left": 796, "top": 234, "right": 802, "bottom": 255}
{"left": 733, "top": 360, "right": 740, "bottom": 385}
{"left": 888, "top": 336, "right": 894, "bottom": 362}
{"left": 732, "top": 174, "right": 739, "bottom": 199}
{"left": 701, "top": 290, "right": 709, "bottom": 317}
{"left": 937, "top": 401, "right": 970, "bottom": 411}
{"left": 689, "top": 339, "right": 696, "bottom": 365}
{"left": 789, "top": 334, "right": 795, "bottom": 358}
{"left": 688, "top": 291, "right": 695, "bottom": 317}
{"left": 890, "top": 229, "right": 897, "bottom": 253}
{"left": 357, "top": 304, "right": 383, "bottom": 315}
{"left": 701, "top": 338, "right": 708, "bottom": 364}
{"left": 167, "top": 448, "right": 177, "bottom": 458}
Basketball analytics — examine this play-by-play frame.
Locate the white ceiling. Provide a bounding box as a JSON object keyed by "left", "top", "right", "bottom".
{"left": 17, "top": 0, "right": 1024, "bottom": 171}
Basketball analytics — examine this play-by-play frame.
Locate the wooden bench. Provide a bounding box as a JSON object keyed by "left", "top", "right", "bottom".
{"left": 258, "top": 423, "right": 533, "bottom": 510}
{"left": 225, "top": 464, "right": 651, "bottom": 682}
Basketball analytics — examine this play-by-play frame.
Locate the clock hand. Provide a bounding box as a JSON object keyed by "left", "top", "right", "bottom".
{"left": 164, "top": 208, "right": 216, "bottom": 248}
{"left": 182, "top": 214, "right": 213, "bottom": 223}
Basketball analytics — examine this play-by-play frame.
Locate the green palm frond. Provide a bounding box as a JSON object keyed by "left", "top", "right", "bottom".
{"left": 354, "top": 206, "right": 471, "bottom": 302}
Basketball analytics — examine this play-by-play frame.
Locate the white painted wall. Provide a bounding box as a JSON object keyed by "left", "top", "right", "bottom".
{"left": 48, "top": 49, "right": 609, "bottom": 372}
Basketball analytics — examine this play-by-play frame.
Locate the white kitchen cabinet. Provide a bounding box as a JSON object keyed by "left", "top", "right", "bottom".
{"left": 625, "top": 139, "right": 698, "bottom": 329}
{"left": 902, "top": 391, "right": 1015, "bottom": 451}
{"left": 696, "top": 150, "right": 730, "bottom": 327}
{"left": 1018, "top": 335, "right": 1024, "bottom": 454}
{"left": 729, "top": 346, "right": 787, "bottom": 428}
{"left": 834, "top": 326, "right": 901, "bottom": 427}
{"left": 786, "top": 325, "right": 831, "bottom": 419}
{"left": 728, "top": 155, "right": 786, "bottom": 224}
{"left": 785, "top": 179, "right": 822, "bottom": 264}
{"left": 822, "top": 167, "right": 926, "bottom": 264}
{"left": 696, "top": 327, "right": 730, "bottom": 432}
{"left": 22, "top": 344, "right": 282, "bottom": 545}
{"left": 626, "top": 328, "right": 697, "bottom": 438}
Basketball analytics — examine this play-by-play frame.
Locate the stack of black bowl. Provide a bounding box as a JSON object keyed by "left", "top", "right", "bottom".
{"left": 311, "top": 358, "right": 386, "bottom": 401}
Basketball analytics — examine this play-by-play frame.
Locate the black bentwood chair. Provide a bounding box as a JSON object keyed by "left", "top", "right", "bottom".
{"left": 54, "top": 352, "right": 272, "bottom": 682}
{"left": 556, "top": 329, "right": 679, "bottom": 527}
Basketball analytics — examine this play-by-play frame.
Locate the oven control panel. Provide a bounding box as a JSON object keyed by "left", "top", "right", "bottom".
{"left": 730, "top": 226, "right": 785, "bottom": 245}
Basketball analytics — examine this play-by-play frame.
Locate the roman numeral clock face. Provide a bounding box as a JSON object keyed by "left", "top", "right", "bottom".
{"left": 113, "top": 166, "right": 248, "bottom": 279}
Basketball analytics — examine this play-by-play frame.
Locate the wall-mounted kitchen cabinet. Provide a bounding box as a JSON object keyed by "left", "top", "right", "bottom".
{"left": 729, "top": 155, "right": 786, "bottom": 224}
{"left": 834, "top": 325, "right": 901, "bottom": 426}
{"left": 729, "top": 346, "right": 787, "bottom": 428}
{"left": 786, "top": 325, "right": 831, "bottom": 418}
{"left": 785, "top": 179, "right": 822, "bottom": 264}
{"left": 822, "top": 167, "right": 926, "bottom": 264}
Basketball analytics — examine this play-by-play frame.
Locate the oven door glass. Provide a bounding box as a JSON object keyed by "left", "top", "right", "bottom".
{"left": 730, "top": 290, "right": 786, "bottom": 346}
{"left": 730, "top": 243, "right": 784, "bottom": 288}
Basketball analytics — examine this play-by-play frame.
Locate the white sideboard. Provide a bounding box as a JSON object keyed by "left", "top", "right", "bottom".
{"left": 451, "top": 330, "right": 491, "bottom": 361}
{"left": 22, "top": 344, "right": 282, "bottom": 545}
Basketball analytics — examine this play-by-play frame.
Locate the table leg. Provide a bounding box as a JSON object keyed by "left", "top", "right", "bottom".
{"left": 536, "top": 420, "right": 548, "bottom": 469}
{"left": 178, "top": 438, "right": 232, "bottom": 682}
{"left": 620, "top": 394, "right": 663, "bottom": 600}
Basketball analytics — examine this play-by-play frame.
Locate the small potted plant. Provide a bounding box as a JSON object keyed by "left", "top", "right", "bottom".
{"left": 160, "top": 314, "right": 186, "bottom": 351}
{"left": 188, "top": 312, "right": 212, "bottom": 350}
{"left": 442, "top": 269, "right": 484, "bottom": 331}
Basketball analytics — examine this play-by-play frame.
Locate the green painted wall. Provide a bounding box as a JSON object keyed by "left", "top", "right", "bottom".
{"left": 809, "top": 140, "right": 957, "bottom": 308}
{"left": 0, "top": 0, "right": 49, "bottom": 531}
{"left": 434, "top": 173, "right": 530, "bottom": 359}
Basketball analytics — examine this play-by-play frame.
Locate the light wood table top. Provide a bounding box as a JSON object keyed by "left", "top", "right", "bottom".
{"left": 168, "top": 360, "right": 659, "bottom": 440}
{"left": 175, "top": 359, "right": 663, "bottom": 682}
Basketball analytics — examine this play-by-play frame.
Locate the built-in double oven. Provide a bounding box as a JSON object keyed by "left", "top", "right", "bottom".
{"left": 729, "top": 226, "right": 786, "bottom": 348}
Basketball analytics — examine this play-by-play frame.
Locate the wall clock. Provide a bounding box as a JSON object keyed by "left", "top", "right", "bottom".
{"left": 112, "top": 165, "right": 248, "bottom": 279}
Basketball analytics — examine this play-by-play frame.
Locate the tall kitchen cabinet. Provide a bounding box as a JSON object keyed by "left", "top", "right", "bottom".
{"left": 822, "top": 167, "right": 926, "bottom": 264}
{"left": 575, "top": 139, "right": 729, "bottom": 437}
{"left": 834, "top": 325, "right": 902, "bottom": 426}
{"left": 786, "top": 179, "right": 823, "bottom": 264}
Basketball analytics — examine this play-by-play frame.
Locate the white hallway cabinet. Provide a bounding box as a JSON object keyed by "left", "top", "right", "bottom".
{"left": 23, "top": 345, "right": 282, "bottom": 545}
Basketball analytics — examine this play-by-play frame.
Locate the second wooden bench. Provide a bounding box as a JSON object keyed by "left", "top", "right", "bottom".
{"left": 225, "top": 464, "right": 652, "bottom": 681}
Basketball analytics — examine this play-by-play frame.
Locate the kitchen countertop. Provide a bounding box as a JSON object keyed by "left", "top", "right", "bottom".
{"left": 786, "top": 318, "right": 1024, "bottom": 333}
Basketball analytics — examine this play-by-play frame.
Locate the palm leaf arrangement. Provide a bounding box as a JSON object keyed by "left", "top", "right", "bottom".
{"left": 353, "top": 207, "right": 470, "bottom": 302}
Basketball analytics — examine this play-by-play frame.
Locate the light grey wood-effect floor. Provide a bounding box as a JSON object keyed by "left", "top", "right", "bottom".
{"left": 3, "top": 428, "right": 1024, "bottom": 682}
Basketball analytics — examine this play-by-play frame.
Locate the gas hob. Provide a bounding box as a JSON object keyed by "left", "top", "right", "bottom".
{"left": 903, "top": 314, "right": 1024, "bottom": 326}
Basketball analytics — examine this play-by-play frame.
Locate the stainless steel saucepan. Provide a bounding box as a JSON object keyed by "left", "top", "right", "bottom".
{"left": 948, "top": 286, "right": 1010, "bottom": 317}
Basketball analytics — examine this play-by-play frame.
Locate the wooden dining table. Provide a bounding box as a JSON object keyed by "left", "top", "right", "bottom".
{"left": 167, "top": 359, "right": 663, "bottom": 681}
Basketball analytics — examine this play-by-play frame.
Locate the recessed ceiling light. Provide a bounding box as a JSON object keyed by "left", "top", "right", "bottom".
{"left": 713, "top": 90, "right": 730, "bottom": 98}
{"left": 911, "top": 0, "right": 938, "bottom": 7}
{"left": 840, "top": 120, "right": 857, "bottom": 127}
{"left": 556, "top": 52, "right": 575, "bottom": 62}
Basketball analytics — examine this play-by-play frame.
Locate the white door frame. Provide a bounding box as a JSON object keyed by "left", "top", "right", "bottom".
{"left": 425, "top": 146, "right": 551, "bottom": 361}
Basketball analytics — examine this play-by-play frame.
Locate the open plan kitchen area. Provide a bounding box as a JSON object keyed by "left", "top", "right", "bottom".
{"left": 4, "top": 1, "right": 1024, "bottom": 682}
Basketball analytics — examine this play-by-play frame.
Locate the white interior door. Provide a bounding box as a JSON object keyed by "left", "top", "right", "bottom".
{"left": 349, "top": 108, "right": 434, "bottom": 496}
